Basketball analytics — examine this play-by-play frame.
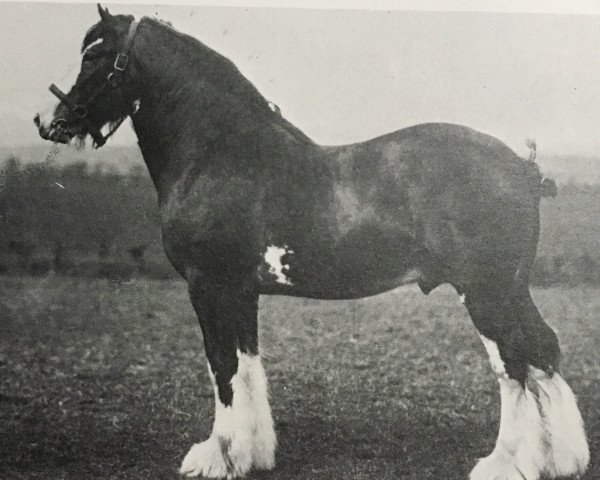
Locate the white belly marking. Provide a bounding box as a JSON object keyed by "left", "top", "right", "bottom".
{"left": 264, "top": 245, "right": 293, "bottom": 285}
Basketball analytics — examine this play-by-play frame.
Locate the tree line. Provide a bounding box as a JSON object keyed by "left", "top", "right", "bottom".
{"left": 0, "top": 156, "right": 175, "bottom": 279}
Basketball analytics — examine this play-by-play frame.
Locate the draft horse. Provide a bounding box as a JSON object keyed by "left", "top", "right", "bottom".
{"left": 35, "top": 6, "right": 589, "bottom": 479}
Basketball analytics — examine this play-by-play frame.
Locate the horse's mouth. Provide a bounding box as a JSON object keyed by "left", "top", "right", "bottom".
{"left": 47, "top": 127, "right": 73, "bottom": 144}
{"left": 34, "top": 115, "right": 76, "bottom": 144}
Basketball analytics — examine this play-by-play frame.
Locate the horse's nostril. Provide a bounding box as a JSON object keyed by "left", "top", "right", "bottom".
{"left": 33, "top": 114, "right": 41, "bottom": 127}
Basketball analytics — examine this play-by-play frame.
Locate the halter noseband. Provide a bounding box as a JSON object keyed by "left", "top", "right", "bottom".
{"left": 49, "top": 19, "right": 139, "bottom": 148}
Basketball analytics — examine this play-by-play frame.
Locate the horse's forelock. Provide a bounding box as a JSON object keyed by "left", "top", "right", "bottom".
{"left": 81, "top": 14, "right": 136, "bottom": 54}
{"left": 81, "top": 22, "right": 106, "bottom": 53}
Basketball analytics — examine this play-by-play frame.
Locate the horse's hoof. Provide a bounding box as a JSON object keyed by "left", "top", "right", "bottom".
{"left": 535, "top": 372, "right": 589, "bottom": 478}
{"left": 179, "top": 437, "right": 251, "bottom": 478}
{"left": 470, "top": 450, "right": 540, "bottom": 480}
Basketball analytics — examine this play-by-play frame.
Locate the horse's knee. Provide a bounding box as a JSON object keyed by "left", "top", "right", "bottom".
{"left": 188, "top": 275, "right": 260, "bottom": 405}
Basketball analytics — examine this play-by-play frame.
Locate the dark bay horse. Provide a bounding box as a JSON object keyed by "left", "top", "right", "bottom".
{"left": 35, "top": 6, "right": 589, "bottom": 479}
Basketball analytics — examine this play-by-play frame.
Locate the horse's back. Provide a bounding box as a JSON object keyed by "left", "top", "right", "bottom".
{"left": 328, "top": 122, "right": 542, "bottom": 228}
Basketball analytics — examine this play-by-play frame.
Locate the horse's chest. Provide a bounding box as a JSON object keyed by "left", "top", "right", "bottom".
{"left": 159, "top": 177, "right": 261, "bottom": 269}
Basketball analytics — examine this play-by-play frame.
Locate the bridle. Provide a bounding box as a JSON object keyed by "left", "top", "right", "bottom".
{"left": 48, "top": 19, "right": 139, "bottom": 148}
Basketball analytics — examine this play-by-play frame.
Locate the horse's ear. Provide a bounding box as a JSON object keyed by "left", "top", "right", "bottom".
{"left": 97, "top": 4, "right": 107, "bottom": 20}
{"left": 97, "top": 4, "right": 117, "bottom": 28}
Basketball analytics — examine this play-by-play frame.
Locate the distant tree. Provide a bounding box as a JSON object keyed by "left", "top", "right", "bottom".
{"left": 98, "top": 241, "right": 111, "bottom": 259}
{"left": 0, "top": 156, "right": 162, "bottom": 276}
{"left": 128, "top": 244, "right": 148, "bottom": 266}
{"left": 3, "top": 155, "right": 21, "bottom": 176}
{"left": 0, "top": 156, "right": 26, "bottom": 250}
{"left": 85, "top": 173, "right": 126, "bottom": 253}
{"left": 8, "top": 240, "right": 35, "bottom": 258}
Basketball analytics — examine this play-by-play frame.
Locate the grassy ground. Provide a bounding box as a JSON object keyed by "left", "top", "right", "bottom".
{"left": 0, "top": 277, "right": 598, "bottom": 479}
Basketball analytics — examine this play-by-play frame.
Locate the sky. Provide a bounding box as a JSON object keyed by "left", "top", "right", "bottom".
{"left": 1, "top": 1, "right": 599, "bottom": 158}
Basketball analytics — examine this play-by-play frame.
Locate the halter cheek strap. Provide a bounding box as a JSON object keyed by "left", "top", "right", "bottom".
{"left": 108, "top": 19, "right": 140, "bottom": 87}
{"left": 48, "top": 19, "right": 140, "bottom": 148}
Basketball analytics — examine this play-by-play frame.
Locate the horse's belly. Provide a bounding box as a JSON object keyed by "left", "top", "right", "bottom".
{"left": 257, "top": 226, "right": 424, "bottom": 299}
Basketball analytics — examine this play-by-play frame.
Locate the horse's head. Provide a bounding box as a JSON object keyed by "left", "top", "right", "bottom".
{"left": 34, "top": 5, "right": 138, "bottom": 148}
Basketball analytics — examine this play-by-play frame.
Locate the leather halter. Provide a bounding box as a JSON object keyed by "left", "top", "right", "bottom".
{"left": 48, "top": 19, "right": 139, "bottom": 148}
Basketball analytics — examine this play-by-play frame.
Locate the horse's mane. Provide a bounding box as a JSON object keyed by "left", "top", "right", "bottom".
{"left": 145, "top": 18, "right": 313, "bottom": 145}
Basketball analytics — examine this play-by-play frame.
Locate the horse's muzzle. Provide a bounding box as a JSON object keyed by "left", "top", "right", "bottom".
{"left": 34, "top": 113, "right": 73, "bottom": 144}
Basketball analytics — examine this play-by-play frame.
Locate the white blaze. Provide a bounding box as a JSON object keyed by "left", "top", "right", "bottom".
{"left": 82, "top": 38, "right": 103, "bottom": 55}
{"left": 264, "top": 245, "right": 293, "bottom": 285}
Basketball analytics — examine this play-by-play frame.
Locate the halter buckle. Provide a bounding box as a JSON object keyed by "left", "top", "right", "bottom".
{"left": 114, "top": 53, "right": 128, "bottom": 71}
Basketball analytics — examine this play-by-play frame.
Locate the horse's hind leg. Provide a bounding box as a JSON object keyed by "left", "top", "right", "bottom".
{"left": 464, "top": 284, "right": 589, "bottom": 480}
{"left": 179, "top": 272, "right": 275, "bottom": 478}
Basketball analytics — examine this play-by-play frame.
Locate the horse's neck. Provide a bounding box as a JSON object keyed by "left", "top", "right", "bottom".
{"left": 129, "top": 24, "right": 317, "bottom": 200}
{"left": 130, "top": 93, "right": 188, "bottom": 196}
{"left": 129, "top": 65, "right": 241, "bottom": 195}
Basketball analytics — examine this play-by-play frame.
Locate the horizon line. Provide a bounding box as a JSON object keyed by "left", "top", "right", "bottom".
{"left": 1, "top": 142, "right": 599, "bottom": 161}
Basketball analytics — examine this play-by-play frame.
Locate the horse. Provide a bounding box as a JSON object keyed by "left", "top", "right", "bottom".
{"left": 35, "top": 6, "right": 589, "bottom": 479}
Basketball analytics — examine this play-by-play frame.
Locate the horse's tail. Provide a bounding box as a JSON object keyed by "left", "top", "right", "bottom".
{"left": 540, "top": 177, "right": 558, "bottom": 198}
{"left": 524, "top": 138, "right": 558, "bottom": 198}
{"left": 525, "top": 137, "right": 537, "bottom": 162}
{"left": 507, "top": 139, "right": 556, "bottom": 290}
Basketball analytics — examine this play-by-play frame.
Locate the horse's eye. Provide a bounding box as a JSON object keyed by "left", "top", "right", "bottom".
{"left": 82, "top": 48, "right": 110, "bottom": 62}
{"left": 83, "top": 52, "right": 100, "bottom": 62}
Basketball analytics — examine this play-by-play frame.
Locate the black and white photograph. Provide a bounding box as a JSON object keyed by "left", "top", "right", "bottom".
{"left": 1, "top": 1, "right": 598, "bottom": 478}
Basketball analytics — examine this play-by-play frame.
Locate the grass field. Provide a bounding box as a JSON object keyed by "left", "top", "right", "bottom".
{"left": 1, "top": 277, "right": 598, "bottom": 479}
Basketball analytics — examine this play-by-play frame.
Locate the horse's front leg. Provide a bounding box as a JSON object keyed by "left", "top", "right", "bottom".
{"left": 180, "top": 272, "right": 276, "bottom": 478}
